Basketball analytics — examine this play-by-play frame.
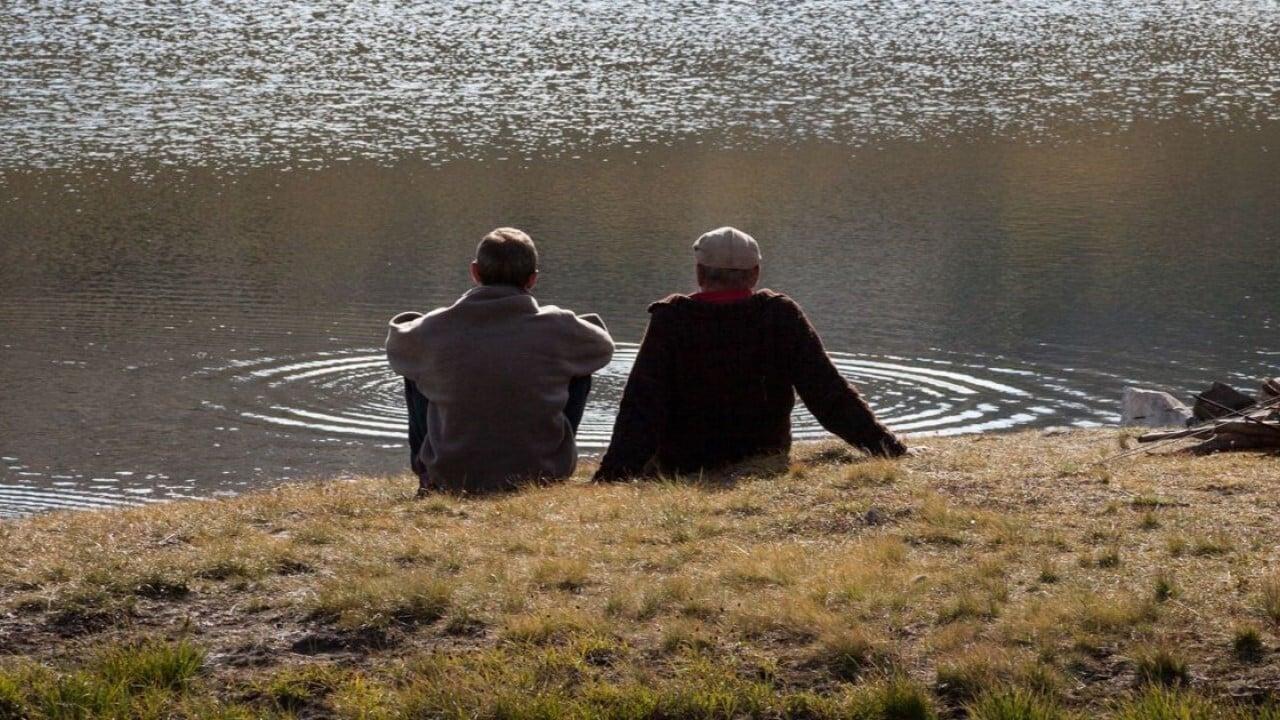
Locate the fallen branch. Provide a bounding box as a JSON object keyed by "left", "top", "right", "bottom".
{"left": 1189, "top": 433, "right": 1280, "bottom": 455}
{"left": 1139, "top": 420, "right": 1280, "bottom": 444}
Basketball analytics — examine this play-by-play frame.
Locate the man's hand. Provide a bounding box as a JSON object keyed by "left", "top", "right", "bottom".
{"left": 591, "top": 468, "right": 630, "bottom": 483}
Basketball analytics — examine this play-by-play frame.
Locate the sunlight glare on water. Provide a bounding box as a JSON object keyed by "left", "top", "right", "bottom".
{"left": 0, "top": 0, "right": 1277, "bottom": 169}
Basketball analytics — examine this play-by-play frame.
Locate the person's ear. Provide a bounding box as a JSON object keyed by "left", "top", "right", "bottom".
{"left": 749, "top": 265, "right": 761, "bottom": 288}
{"left": 524, "top": 271, "right": 539, "bottom": 291}
{"left": 470, "top": 261, "right": 482, "bottom": 286}
{"left": 695, "top": 263, "right": 707, "bottom": 289}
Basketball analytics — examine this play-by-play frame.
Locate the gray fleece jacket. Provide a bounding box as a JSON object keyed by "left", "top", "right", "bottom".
{"left": 386, "top": 284, "right": 614, "bottom": 491}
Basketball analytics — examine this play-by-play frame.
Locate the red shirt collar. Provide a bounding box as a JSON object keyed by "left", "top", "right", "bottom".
{"left": 691, "top": 289, "right": 753, "bottom": 304}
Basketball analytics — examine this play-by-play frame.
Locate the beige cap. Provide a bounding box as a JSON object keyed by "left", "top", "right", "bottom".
{"left": 693, "top": 226, "right": 761, "bottom": 270}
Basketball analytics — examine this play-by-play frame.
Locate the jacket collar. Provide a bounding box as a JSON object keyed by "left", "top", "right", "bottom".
{"left": 456, "top": 284, "right": 539, "bottom": 310}
{"left": 464, "top": 284, "right": 531, "bottom": 299}
{"left": 691, "top": 288, "right": 754, "bottom": 304}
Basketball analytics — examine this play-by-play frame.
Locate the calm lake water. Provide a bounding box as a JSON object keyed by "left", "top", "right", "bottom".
{"left": 2, "top": 1, "right": 1278, "bottom": 515}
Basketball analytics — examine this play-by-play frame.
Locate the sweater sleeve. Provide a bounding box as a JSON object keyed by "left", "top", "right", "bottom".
{"left": 593, "top": 309, "right": 672, "bottom": 480}
{"left": 385, "top": 311, "right": 428, "bottom": 379}
{"left": 783, "top": 300, "right": 907, "bottom": 458}
{"left": 563, "top": 312, "right": 615, "bottom": 377}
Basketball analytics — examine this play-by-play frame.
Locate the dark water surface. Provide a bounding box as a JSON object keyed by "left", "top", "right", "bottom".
{"left": 2, "top": 1, "right": 1279, "bottom": 515}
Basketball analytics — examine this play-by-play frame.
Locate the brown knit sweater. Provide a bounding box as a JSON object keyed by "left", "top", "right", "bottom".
{"left": 594, "top": 290, "right": 906, "bottom": 480}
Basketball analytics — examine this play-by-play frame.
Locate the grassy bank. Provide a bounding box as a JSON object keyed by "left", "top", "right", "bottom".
{"left": 0, "top": 430, "right": 1278, "bottom": 718}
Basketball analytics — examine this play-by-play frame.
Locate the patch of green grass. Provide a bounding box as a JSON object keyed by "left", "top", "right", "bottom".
{"left": 32, "top": 674, "right": 126, "bottom": 720}
{"left": 626, "top": 578, "right": 696, "bottom": 620}
{"left": 310, "top": 570, "right": 452, "bottom": 630}
{"left": 1138, "top": 512, "right": 1161, "bottom": 531}
{"left": 1190, "top": 533, "right": 1232, "bottom": 557}
{"left": 936, "top": 656, "right": 1002, "bottom": 706}
{"left": 1153, "top": 571, "right": 1177, "bottom": 603}
{"left": 811, "top": 627, "right": 889, "bottom": 681}
{"left": 0, "top": 641, "right": 210, "bottom": 720}
{"left": 1111, "top": 687, "right": 1246, "bottom": 720}
{"left": 1078, "top": 543, "right": 1121, "bottom": 569}
{"left": 1133, "top": 646, "right": 1190, "bottom": 688}
{"left": 721, "top": 548, "right": 801, "bottom": 589}
{"left": 1056, "top": 461, "right": 1086, "bottom": 478}
{"left": 326, "top": 676, "right": 395, "bottom": 720}
{"left": 293, "top": 524, "right": 338, "bottom": 546}
{"left": 1037, "top": 562, "right": 1060, "bottom": 585}
{"left": 441, "top": 602, "right": 486, "bottom": 637}
{"left": 95, "top": 639, "right": 204, "bottom": 691}
{"left": 1130, "top": 496, "right": 1175, "bottom": 509}
{"left": 247, "top": 665, "right": 345, "bottom": 714}
{"left": 531, "top": 557, "right": 590, "bottom": 592}
{"left": 1017, "top": 664, "right": 1065, "bottom": 700}
{"left": 730, "top": 598, "right": 830, "bottom": 642}
{"left": 195, "top": 558, "right": 260, "bottom": 581}
{"left": 850, "top": 676, "right": 938, "bottom": 720}
{"left": 1078, "top": 594, "right": 1159, "bottom": 635}
{"left": 397, "top": 651, "right": 922, "bottom": 720}
{"left": 660, "top": 620, "right": 715, "bottom": 654}
{"left": 45, "top": 586, "right": 136, "bottom": 633}
{"left": 840, "top": 459, "right": 903, "bottom": 488}
{"left": 195, "top": 545, "right": 308, "bottom": 581}
{"left": 603, "top": 591, "right": 633, "bottom": 618}
{"left": 1232, "top": 626, "right": 1265, "bottom": 663}
{"left": 0, "top": 673, "right": 29, "bottom": 719}
{"left": 716, "top": 497, "right": 769, "bottom": 519}
{"left": 502, "top": 609, "right": 601, "bottom": 645}
{"left": 938, "top": 593, "right": 1002, "bottom": 624}
{"left": 129, "top": 570, "right": 191, "bottom": 600}
{"left": 967, "top": 688, "right": 1068, "bottom": 720}
{"left": 913, "top": 528, "right": 967, "bottom": 547}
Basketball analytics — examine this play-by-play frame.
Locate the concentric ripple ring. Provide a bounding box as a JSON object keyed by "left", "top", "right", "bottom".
{"left": 207, "top": 344, "right": 1110, "bottom": 450}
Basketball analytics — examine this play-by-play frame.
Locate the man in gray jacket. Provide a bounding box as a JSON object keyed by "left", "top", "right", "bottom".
{"left": 386, "top": 228, "right": 615, "bottom": 494}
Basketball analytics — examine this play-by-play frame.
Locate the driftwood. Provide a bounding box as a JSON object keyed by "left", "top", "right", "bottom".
{"left": 1101, "top": 379, "right": 1280, "bottom": 463}
{"left": 1189, "top": 433, "right": 1280, "bottom": 455}
{"left": 1138, "top": 420, "right": 1280, "bottom": 443}
{"left": 1131, "top": 380, "right": 1280, "bottom": 456}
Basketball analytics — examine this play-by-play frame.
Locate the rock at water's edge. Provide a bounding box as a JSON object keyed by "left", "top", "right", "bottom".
{"left": 1192, "top": 381, "right": 1256, "bottom": 422}
{"left": 1121, "top": 387, "right": 1193, "bottom": 428}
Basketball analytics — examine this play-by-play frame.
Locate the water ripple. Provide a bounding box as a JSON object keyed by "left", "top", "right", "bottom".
{"left": 202, "top": 344, "right": 1112, "bottom": 449}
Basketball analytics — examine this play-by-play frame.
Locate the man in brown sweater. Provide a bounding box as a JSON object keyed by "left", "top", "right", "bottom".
{"left": 387, "top": 228, "right": 615, "bottom": 493}
{"left": 594, "top": 227, "right": 906, "bottom": 481}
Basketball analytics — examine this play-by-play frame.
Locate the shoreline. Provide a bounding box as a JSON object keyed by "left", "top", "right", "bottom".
{"left": 1, "top": 430, "right": 1277, "bottom": 717}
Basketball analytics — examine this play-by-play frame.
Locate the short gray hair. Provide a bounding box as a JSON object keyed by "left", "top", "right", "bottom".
{"left": 475, "top": 228, "right": 538, "bottom": 287}
{"left": 699, "top": 264, "right": 756, "bottom": 289}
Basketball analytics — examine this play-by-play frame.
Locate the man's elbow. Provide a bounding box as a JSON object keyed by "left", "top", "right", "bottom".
{"left": 597, "top": 338, "right": 617, "bottom": 365}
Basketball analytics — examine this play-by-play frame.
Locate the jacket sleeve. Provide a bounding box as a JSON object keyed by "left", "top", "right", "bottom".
{"left": 593, "top": 309, "right": 672, "bottom": 480}
{"left": 563, "top": 312, "right": 615, "bottom": 377}
{"left": 385, "top": 311, "right": 428, "bottom": 379}
{"left": 784, "top": 300, "right": 907, "bottom": 457}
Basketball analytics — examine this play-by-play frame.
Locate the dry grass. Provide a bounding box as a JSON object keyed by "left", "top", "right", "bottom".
{"left": 1261, "top": 573, "right": 1280, "bottom": 626}
{"left": 0, "top": 430, "right": 1278, "bottom": 717}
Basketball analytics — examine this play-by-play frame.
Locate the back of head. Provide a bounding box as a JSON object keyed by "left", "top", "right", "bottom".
{"left": 475, "top": 228, "right": 538, "bottom": 287}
